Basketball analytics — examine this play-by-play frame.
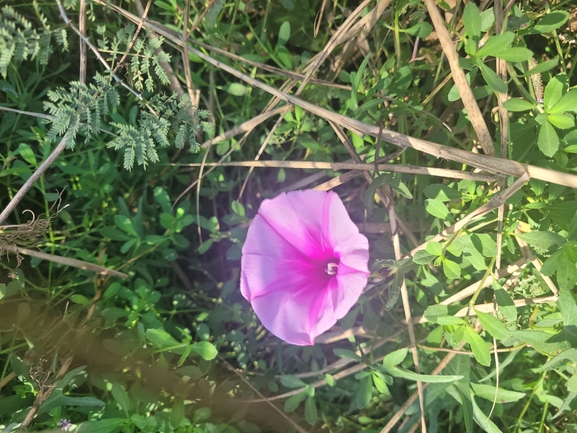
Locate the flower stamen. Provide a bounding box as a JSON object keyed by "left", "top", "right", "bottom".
{"left": 325, "top": 262, "right": 338, "bottom": 275}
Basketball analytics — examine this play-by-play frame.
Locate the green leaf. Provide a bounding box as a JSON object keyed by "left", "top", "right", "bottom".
{"left": 493, "top": 47, "right": 533, "bottom": 62}
{"left": 464, "top": 326, "right": 491, "bottom": 366}
{"left": 424, "top": 184, "right": 461, "bottom": 201}
{"left": 549, "top": 89, "right": 577, "bottom": 115}
{"left": 190, "top": 341, "right": 218, "bottom": 360}
{"left": 304, "top": 396, "right": 317, "bottom": 425}
{"left": 413, "top": 250, "right": 436, "bottom": 265}
{"left": 333, "top": 348, "right": 361, "bottom": 361}
{"left": 534, "top": 10, "right": 570, "bottom": 33}
{"left": 153, "top": 187, "right": 172, "bottom": 214}
{"left": 423, "top": 304, "right": 449, "bottom": 323}
{"left": 222, "top": 82, "right": 247, "bottom": 96}
{"left": 115, "top": 215, "right": 137, "bottom": 237}
{"left": 479, "top": 63, "right": 507, "bottom": 93}
{"left": 426, "top": 198, "right": 449, "bottom": 219}
{"left": 475, "top": 309, "right": 510, "bottom": 340}
{"left": 548, "top": 113, "right": 575, "bottom": 129}
{"left": 384, "top": 366, "right": 463, "bottom": 383}
{"left": 77, "top": 418, "right": 127, "bottom": 433}
{"left": 281, "top": 375, "right": 306, "bottom": 388}
{"left": 284, "top": 391, "right": 306, "bottom": 412}
{"left": 170, "top": 396, "right": 185, "bottom": 428}
{"left": 522, "top": 58, "right": 559, "bottom": 76}
{"left": 494, "top": 285, "right": 517, "bottom": 322}
{"left": 471, "top": 393, "right": 503, "bottom": 433}
{"left": 231, "top": 200, "right": 245, "bottom": 217}
{"left": 542, "top": 247, "right": 577, "bottom": 291}
{"left": 537, "top": 120, "right": 559, "bottom": 157}
{"left": 426, "top": 241, "right": 443, "bottom": 257}
{"left": 111, "top": 383, "right": 130, "bottom": 413}
{"left": 70, "top": 294, "right": 91, "bottom": 305}
{"left": 365, "top": 174, "right": 413, "bottom": 214}
{"left": 544, "top": 74, "right": 567, "bottom": 111}
{"left": 515, "top": 231, "right": 566, "bottom": 251}
{"left": 382, "top": 348, "right": 408, "bottom": 368}
{"left": 537, "top": 348, "right": 577, "bottom": 371}
{"left": 146, "top": 328, "right": 179, "bottom": 347}
{"left": 438, "top": 316, "right": 466, "bottom": 326}
{"left": 198, "top": 239, "right": 214, "bottom": 254}
{"left": 471, "top": 383, "right": 526, "bottom": 403}
{"left": 477, "top": 32, "right": 515, "bottom": 57}
{"left": 18, "top": 143, "right": 36, "bottom": 165}
{"left": 443, "top": 258, "right": 461, "bottom": 279}
{"left": 502, "top": 98, "right": 536, "bottom": 112}
{"left": 512, "top": 330, "right": 569, "bottom": 354}
{"left": 372, "top": 371, "right": 389, "bottom": 393}
{"left": 355, "top": 375, "right": 373, "bottom": 409}
{"left": 277, "top": 21, "right": 291, "bottom": 47}
{"left": 325, "top": 374, "right": 336, "bottom": 386}
{"left": 463, "top": 2, "right": 482, "bottom": 40}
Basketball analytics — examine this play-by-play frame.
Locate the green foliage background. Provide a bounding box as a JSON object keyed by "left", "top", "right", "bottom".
{"left": 1, "top": 0, "right": 577, "bottom": 432}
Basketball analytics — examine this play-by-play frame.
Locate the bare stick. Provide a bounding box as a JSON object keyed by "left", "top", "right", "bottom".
{"left": 0, "top": 137, "right": 67, "bottom": 226}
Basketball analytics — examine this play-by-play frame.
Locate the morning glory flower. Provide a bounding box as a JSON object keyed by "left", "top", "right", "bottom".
{"left": 240, "top": 189, "right": 370, "bottom": 345}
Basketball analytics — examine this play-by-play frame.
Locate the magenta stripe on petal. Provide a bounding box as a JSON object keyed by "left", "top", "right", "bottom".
{"left": 240, "top": 190, "right": 370, "bottom": 346}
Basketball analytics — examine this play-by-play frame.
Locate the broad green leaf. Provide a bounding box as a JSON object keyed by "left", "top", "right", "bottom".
{"left": 190, "top": 341, "right": 218, "bottom": 360}
{"left": 304, "top": 396, "right": 317, "bottom": 425}
{"left": 512, "top": 330, "right": 569, "bottom": 354}
{"left": 479, "top": 63, "right": 507, "bottom": 93}
{"left": 537, "top": 120, "right": 559, "bottom": 157}
{"left": 333, "top": 348, "right": 361, "bottom": 361}
{"left": 170, "top": 397, "right": 185, "bottom": 428}
{"left": 281, "top": 375, "right": 306, "bottom": 388}
{"left": 502, "top": 98, "right": 536, "bottom": 112}
{"left": 537, "top": 348, "right": 577, "bottom": 371}
{"left": 464, "top": 326, "right": 491, "bottom": 366}
{"left": 494, "top": 284, "right": 517, "bottom": 322}
{"left": 477, "top": 32, "right": 515, "bottom": 58}
{"left": 493, "top": 47, "right": 533, "bottom": 62}
{"left": 549, "top": 89, "right": 577, "bottom": 115}
{"left": 18, "top": 143, "right": 36, "bottom": 165}
{"left": 471, "top": 393, "right": 503, "bottom": 433}
{"left": 372, "top": 371, "right": 389, "bottom": 393}
{"left": 146, "top": 328, "right": 179, "bottom": 347}
{"left": 544, "top": 74, "right": 567, "bottom": 111}
{"left": 412, "top": 250, "right": 436, "bottom": 265}
{"left": 423, "top": 184, "right": 461, "bottom": 201}
{"left": 77, "top": 418, "right": 127, "bottom": 433}
{"left": 284, "top": 391, "right": 306, "bottom": 412}
{"left": 111, "top": 383, "right": 130, "bottom": 413}
{"left": 70, "top": 294, "right": 91, "bottom": 305}
{"left": 222, "top": 82, "right": 247, "bottom": 96}
{"left": 277, "top": 21, "right": 290, "bottom": 47}
{"left": 426, "top": 198, "right": 449, "bottom": 219}
{"left": 423, "top": 304, "right": 450, "bottom": 323}
{"left": 153, "top": 187, "right": 172, "bottom": 214}
{"left": 231, "top": 200, "right": 245, "bottom": 217}
{"left": 355, "top": 375, "right": 372, "bottom": 409}
{"left": 558, "top": 289, "right": 577, "bottom": 327}
{"left": 324, "top": 374, "right": 335, "bottom": 386}
{"left": 534, "top": 10, "right": 570, "bottom": 33}
{"left": 384, "top": 366, "right": 463, "bottom": 383}
{"left": 438, "top": 316, "right": 465, "bottom": 326}
{"left": 382, "top": 348, "right": 408, "bottom": 368}
{"left": 443, "top": 258, "right": 461, "bottom": 279}
{"left": 548, "top": 113, "right": 575, "bottom": 129}
{"left": 542, "top": 247, "right": 577, "bottom": 291}
{"left": 522, "top": 58, "right": 559, "bottom": 76}
{"left": 463, "top": 2, "right": 482, "bottom": 40}
{"left": 426, "top": 241, "right": 443, "bottom": 257}
{"left": 115, "top": 215, "right": 137, "bottom": 237}
{"left": 515, "top": 231, "right": 566, "bottom": 251}
{"left": 471, "top": 383, "right": 526, "bottom": 403}
{"left": 198, "top": 239, "right": 213, "bottom": 254}
{"left": 475, "top": 309, "right": 510, "bottom": 340}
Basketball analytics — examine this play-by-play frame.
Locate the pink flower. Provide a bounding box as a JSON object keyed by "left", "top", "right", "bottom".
{"left": 240, "top": 190, "right": 370, "bottom": 345}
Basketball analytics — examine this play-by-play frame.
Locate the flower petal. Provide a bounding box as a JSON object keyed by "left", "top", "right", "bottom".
{"left": 256, "top": 190, "right": 333, "bottom": 260}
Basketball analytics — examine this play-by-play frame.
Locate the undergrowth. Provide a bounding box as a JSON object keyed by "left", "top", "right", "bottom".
{"left": 1, "top": 0, "right": 577, "bottom": 432}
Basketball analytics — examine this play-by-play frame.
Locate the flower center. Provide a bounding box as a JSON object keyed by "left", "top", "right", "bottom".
{"left": 325, "top": 262, "right": 338, "bottom": 276}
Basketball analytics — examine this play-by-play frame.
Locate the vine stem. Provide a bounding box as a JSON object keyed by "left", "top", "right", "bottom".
{"left": 0, "top": 137, "right": 67, "bottom": 226}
